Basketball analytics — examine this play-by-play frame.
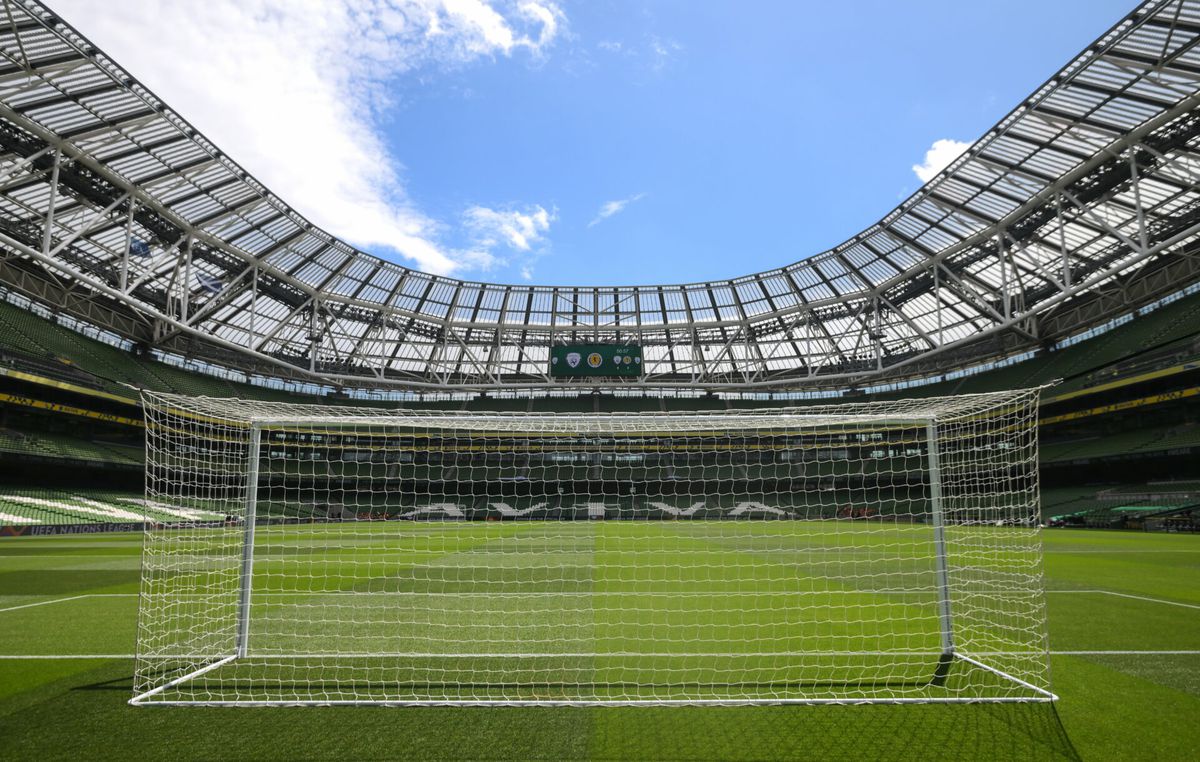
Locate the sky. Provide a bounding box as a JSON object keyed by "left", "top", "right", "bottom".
{"left": 53, "top": 0, "right": 1137, "bottom": 287}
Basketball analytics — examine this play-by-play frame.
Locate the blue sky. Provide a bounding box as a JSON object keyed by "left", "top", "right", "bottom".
{"left": 60, "top": 0, "right": 1136, "bottom": 286}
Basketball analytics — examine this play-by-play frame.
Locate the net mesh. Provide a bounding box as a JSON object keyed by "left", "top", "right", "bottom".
{"left": 131, "top": 388, "right": 1053, "bottom": 705}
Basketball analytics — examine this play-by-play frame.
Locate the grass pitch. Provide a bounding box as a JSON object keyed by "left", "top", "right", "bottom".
{"left": 132, "top": 520, "right": 1045, "bottom": 705}
{"left": 0, "top": 527, "right": 1197, "bottom": 760}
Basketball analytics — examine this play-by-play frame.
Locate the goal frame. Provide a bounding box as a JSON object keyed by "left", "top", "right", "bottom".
{"left": 130, "top": 394, "right": 1057, "bottom": 707}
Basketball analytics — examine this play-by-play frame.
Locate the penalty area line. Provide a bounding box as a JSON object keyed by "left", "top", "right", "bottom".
{"left": 0, "top": 593, "right": 133, "bottom": 613}
{"left": 1052, "top": 650, "right": 1200, "bottom": 656}
{"left": 1048, "top": 589, "right": 1200, "bottom": 610}
{"left": 0, "top": 594, "right": 93, "bottom": 613}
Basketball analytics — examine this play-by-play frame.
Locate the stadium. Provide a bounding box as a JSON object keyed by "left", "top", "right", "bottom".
{"left": 0, "top": 0, "right": 1197, "bottom": 758}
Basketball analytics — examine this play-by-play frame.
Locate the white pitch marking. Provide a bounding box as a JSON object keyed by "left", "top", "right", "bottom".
{"left": 0, "top": 593, "right": 133, "bottom": 613}
{"left": 0, "top": 554, "right": 142, "bottom": 559}
{"left": 1, "top": 650, "right": 1200, "bottom": 660}
{"left": 0, "top": 594, "right": 93, "bottom": 613}
{"left": 1053, "top": 650, "right": 1200, "bottom": 655}
{"left": 3, "top": 589, "right": 1196, "bottom": 615}
{"left": 0, "top": 654, "right": 136, "bottom": 659}
{"left": 1046, "top": 550, "right": 1200, "bottom": 554}
{"left": 1048, "top": 589, "right": 1200, "bottom": 610}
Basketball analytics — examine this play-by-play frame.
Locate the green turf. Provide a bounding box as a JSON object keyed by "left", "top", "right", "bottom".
{"left": 128, "top": 521, "right": 1046, "bottom": 704}
{"left": 0, "top": 527, "right": 1196, "bottom": 760}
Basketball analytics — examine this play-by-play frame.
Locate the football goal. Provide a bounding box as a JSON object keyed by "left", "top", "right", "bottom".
{"left": 130, "top": 388, "right": 1055, "bottom": 706}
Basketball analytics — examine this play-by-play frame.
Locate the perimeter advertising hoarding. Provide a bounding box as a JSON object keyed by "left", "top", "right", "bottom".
{"left": 550, "top": 345, "right": 643, "bottom": 377}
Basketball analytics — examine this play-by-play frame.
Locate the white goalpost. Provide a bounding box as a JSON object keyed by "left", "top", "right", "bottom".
{"left": 130, "top": 388, "right": 1055, "bottom": 706}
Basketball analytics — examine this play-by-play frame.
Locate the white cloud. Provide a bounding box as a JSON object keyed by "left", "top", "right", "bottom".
{"left": 517, "top": 1, "right": 562, "bottom": 48}
{"left": 461, "top": 204, "right": 554, "bottom": 281}
{"left": 912, "top": 138, "right": 970, "bottom": 183}
{"left": 649, "top": 35, "right": 683, "bottom": 72}
{"left": 596, "top": 35, "right": 680, "bottom": 73}
{"left": 464, "top": 204, "right": 554, "bottom": 251}
{"left": 589, "top": 192, "right": 647, "bottom": 227}
{"left": 52, "top": 0, "right": 563, "bottom": 277}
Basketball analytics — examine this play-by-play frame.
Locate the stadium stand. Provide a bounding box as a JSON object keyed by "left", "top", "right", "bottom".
{"left": 0, "top": 487, "right": 222, "bottom": 525}
{"left": 0, "top": 297, "right": 308, "bottom": 402}
{"left": 0, "top": 0, "right": 1196, "bottom": 534}
{"left": 1041, "top": 480, "right": 1200, "bottom": 528}
{"left": 0, "top": 286, "right": 1197, "bottom": 492}
{"left": 0, "top": 282, "right": 1197, "bottom": 413}
{"left": 0, "top": 428, "right": 140, "bottom": 467}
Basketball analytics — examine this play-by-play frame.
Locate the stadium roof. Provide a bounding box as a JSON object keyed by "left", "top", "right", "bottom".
{"left": 0, "top": 0, "right": 1198, "bottom": 391}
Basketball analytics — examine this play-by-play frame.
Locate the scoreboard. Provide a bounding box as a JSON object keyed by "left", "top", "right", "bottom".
{"left": 550, "top": 345, "right": 643, "bottom": 378}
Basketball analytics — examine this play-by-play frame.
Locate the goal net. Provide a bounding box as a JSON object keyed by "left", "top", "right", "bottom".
{"left": 131, "top": 388, "right": 1054, "bottom": 706}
